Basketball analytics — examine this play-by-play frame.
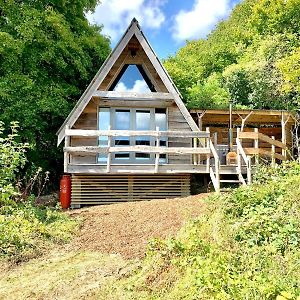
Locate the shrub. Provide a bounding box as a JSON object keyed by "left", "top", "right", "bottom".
{"left": 0, "top": 122, "right": 78, "bottom": 261}
{"left": 0, "top": 121, "right": 28, "bottom": 206}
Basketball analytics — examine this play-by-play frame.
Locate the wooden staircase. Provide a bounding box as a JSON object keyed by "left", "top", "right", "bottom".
{"left": 208, "top": 126, "right": 288, "bottom": 192}
{"left": 208, "top": 131, "right": 252, "bottom": 193}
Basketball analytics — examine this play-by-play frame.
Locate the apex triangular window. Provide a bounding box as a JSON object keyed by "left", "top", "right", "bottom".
{"left": 109, "top": 64, "right": 156, "bottom": 92}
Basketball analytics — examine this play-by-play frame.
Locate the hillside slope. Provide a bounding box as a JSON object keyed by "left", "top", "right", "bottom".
{"left": 2, "top": 163, "right": 300, "bottom": 299}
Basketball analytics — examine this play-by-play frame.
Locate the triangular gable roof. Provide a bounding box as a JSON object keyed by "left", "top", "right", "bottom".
{"left": 57, "top": 18, "right": 199, "bottom": 145}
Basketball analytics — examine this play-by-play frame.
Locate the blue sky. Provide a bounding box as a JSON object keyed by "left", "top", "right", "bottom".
{"left": 87, "top": 0, "right": 242, "bottom": 59}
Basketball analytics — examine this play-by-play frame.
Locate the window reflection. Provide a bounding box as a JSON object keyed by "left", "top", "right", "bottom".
{"left": 98, "top": 107, "right": 168, "bottom": 164}
{"left": 98, "top": 108, "right": 110, "bottom": 163}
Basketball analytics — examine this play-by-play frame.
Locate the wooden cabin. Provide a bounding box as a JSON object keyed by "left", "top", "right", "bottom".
{"left": 57, "top": 19, "right": 295, "bottom": 207}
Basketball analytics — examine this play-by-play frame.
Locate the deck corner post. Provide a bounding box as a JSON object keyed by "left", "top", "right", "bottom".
{"left": 206, "top": 127, "right": 210, "bottom": 173}
{"left": 64, "top": 125, "right": 70, "bottom": 173}
{"left": 154, "top": 126, "right": 160, "bottom": 173}
{"left": 254, "top": 128, "right": 259, "bottom": 166}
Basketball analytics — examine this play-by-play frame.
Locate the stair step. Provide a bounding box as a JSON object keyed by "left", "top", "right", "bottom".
{"left": 220, "top": 179, "right": 241, "bottom": 183}
{"left": 220, "top": 188, "right": 233, "bottom": 192}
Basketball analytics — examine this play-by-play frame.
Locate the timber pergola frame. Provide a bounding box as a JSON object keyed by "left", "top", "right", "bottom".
{"left": 190, "top": 109, "right": 296, "bottom": 128}
{"left": 56, "top": 18, "right": 199, "bottom": 146}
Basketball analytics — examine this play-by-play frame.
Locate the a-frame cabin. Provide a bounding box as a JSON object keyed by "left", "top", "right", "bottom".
{"left": 57, "top": 19, "right": 292, "bottom": 207}
{"left": 57, "top": 18, "right": 209, "bottom": 207}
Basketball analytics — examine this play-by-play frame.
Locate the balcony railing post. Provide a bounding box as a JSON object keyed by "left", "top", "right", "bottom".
{"left": 254, "top": 128, "right": 259, "bottom": 166}
{"left": 154, "top": 127, "right": 160, "bottom": 173}
{"left": 106, "top": 125, "right": 112, "bottom": 173}
{"left": 193, "top": 137, "right": 197, "bottom": 165}
{"left": 206, "top": 127, "right": 210, "bottom": 173}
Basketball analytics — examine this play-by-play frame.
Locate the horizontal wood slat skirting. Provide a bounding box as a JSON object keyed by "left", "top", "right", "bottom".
{"left": 71, "top": 174, "right": 190, "bottom": 205}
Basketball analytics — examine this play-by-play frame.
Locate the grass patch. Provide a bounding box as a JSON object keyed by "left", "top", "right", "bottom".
{"left": 0, "top": 250, "right": 130, "bottom": 300}
{"left": 0, "top": 202, "right": 79, "bottom": 262}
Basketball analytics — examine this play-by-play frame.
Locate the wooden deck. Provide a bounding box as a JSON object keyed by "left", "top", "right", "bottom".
{"left": 62, "top": 127, "right": 288, "bottom": 206}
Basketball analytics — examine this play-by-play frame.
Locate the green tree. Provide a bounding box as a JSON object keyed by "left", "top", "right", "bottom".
{"left": 164, "top": 0, "right": 300, "bottom": 111}
{"left": 186, "top": 73, "right": 230, "bottom": 109}
{"left": 0, "top": 0, "right": 110, "bottom": 179}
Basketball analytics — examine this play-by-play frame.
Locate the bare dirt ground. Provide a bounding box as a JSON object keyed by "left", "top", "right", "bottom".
{"left": 67, "top": 194, "right": 209, "bottom": 259}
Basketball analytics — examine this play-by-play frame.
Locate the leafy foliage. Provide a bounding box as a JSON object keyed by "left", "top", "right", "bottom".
{"left": 0, "top": 123, "right": 78, "bottom": 261}
{"left": 0, "top": 0, "right": 110, "bottom": 178}
{"left": 0, "top": 121, "right": 28, "bottom": 205}
{"left": 164, "top": 0, "right": 300, "bottom": 110}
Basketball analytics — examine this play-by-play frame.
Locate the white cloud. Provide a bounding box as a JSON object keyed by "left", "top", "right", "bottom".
{"left": 86, "top": 0, "right": 166, "bottom": 42}
{"left": 115, "top": 80, "right": 150, "bottom": 93}
{"left": 172, "top": 0, "right": 233, "bottom": 41}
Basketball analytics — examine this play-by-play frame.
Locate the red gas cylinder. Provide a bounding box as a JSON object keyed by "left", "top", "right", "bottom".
{"left": 60, "top": 175, "right": 71, "bottom": 209}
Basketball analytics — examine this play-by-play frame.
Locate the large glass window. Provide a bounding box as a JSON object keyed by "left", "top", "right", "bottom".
{"left": 155, "top": 108, "right": 167, "bottom": 163}
{"left": 98, "top": 107, "right": 167, "bottom": 164}
{"left": 114, "top": 109, "right": 130, "bottom": 160}
{"left": 98, "top": 108, "right": 110, "bottom": 163}
{"left": 135, "top": 110, "right": 151, "bottom": 160}
{"left": 110, "top": 64, "right": 155, "bottom": 92}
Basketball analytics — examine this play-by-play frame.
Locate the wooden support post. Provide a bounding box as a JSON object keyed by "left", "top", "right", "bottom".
{"left": 254, "top": 128, "right": 259, "bottom": 166}
{"left": 64, "top": 125, "right": 70, "bottom": 173}
{"left": 106, "top": 125, "right": 112, "bottom": 173}
{"left": 196, "top": 111, "right": 206, "bottom": 131}
{"left": 193, "top": 137, "right": 197, "bottom": 166}
{"left": 236, "top": 128, "right": 241, "bottom": 170}
{"left": 213, "top": 132, "right": 218, "bottom": 146}
{"left": 206, "top": 127, "right": 210, "bottom": 172}
{"left": 271, "top": 136, "right": 276, "bottom": 166}
{"left": 281, "top": 112, "right": 287, "bottom": 159}
{"left": 237, "top": 111, "right": 253, "bottom": 132}
{"left": 154, "top": 127, "right": 160, "bottom": 173}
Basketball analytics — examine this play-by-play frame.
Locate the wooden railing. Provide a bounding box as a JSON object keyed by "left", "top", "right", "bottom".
{"left": 64, "top": 128, "right": 211, "bottom": 173}
{"left": 237, "top": 129, "right": 287, "bottom": 163}
{"left": 236, "top": 129, "right": 252, "bottom": 185}
{"left": 209, "top": 139, "right": 220, "bottom": 192}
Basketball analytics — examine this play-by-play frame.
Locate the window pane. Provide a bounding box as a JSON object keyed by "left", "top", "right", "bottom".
{"left": 155, "top": 108, "right": 167, "bottom": 131}
{"left": 155, "top": 109, "right": 167, "bottom": 163}
{"left": 115, "top": 153, "right": 130, "bottom": 159}
{"left": 112, "top": 65, "right": 153, "bottom": 92}
{"left": 115, "top": 109, "right": 130, "bottom": 130}
{"left": 136, "top": 110, "right": 150, "bottom": 130}
{"left": 98, "top": 108, "right": 110, "bottom": 163}
{"left": 114, "top": 109, "right": 130, "bottom": 160}
{"left": 136, "top": 110, "right": 151, "bottom": 160}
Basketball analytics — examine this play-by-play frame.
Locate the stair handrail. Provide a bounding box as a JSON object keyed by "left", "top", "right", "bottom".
{"left": 236, "top": 130, "right": 252, "bottom": 184}
{"left": 209, "top": 139, "right": 220, "bottom": 192}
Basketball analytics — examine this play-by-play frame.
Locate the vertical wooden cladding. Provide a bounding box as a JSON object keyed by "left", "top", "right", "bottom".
{"left": 71, "top": 102, "right": 98, "bottom": 164}
{"left": 98, "top": 36, "right": 168, "bottom": 93}
{"left": 71, "top": 174, "right": 190, "bottom": 205}
{"left": 168, "top": 104, "right": 192, "bottom": 164}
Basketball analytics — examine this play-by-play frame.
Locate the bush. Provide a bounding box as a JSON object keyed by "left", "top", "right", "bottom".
{"left": 0, "top": 122, "right": 78, "bottom": 261}
{"left": 0, "top": 121, "right": 28, "bottom": 206}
